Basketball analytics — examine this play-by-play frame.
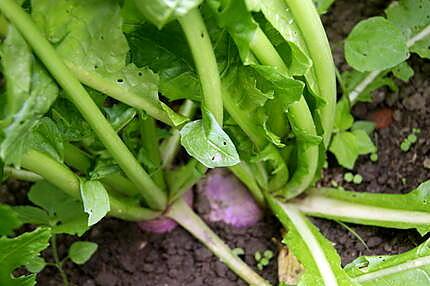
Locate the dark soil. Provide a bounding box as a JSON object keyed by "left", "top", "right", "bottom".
{"left": 2, "top": 0, "right": 429, "bottom": 285}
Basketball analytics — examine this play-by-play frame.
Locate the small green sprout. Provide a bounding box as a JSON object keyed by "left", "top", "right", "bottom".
{"left": 344, "top": 172, "right": 354, "bottom": 182}
{"left": 353, "top": 174, "right": 363, "bottom": 184}
{"left": 370, "top": 153, "right": 378, "bottom": 162}
{"left": 232, "top": 248, "right": 245, "bottom": 256}
{"left": 400, "top": 129, "right": 420, "bottom": 152}
{"left": 255, "top": 250, "right": 274, "bottom": 270}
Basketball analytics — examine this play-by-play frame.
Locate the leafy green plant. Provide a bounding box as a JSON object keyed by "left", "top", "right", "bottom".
{"left": 346, "top": 238, "right": 430, "bottom": 285}
{"left": 1, "top": 0, "right": 429, "bottom": 285}
{"left": 0, "top": 0, "right": 267, "bottom": 285}
{"left": 400, "top": 128, "right": 421, "bottom": 152}
{"left": 255, "top": 250, "right": 274, "bottom": 270}
{"left": 343, "top": 0, "right": 430, "bottom": 104}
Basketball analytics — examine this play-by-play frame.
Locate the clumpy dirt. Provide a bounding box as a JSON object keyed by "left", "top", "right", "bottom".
{"left": 4, "top": 0, "right": 430, "bottom": 285}
{"left": 38, "top": 214, "right": 280, "bottom": 286}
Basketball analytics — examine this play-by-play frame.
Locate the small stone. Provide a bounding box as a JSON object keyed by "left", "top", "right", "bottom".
{"left": 423, "top": 158, "right": 430, "bottom": 169}
{"left": 367, "top": 237, "right": 383, "bottom": 248}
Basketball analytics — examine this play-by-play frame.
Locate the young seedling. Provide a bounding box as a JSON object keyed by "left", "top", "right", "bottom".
{"left": 255, "top": 250, "right": 274, "bottom": 271}
{"left": 400, "top": 128, "right": 420, "bottom": 152}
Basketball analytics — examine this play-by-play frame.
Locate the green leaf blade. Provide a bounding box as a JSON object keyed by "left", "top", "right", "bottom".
{"left": 345, "top": 17, "right": 409, "bottom": 72}
{"left": 80, "top": 180, "right": 110, "bottom": 226}
{"left": 69, "top": 241, "right": 98, "bottom": 265}
{"left": 0, "top": 228, "right": 51, "bottom": 286}
{"left": 180, "top": 109, "right": 240, "bottom": 168}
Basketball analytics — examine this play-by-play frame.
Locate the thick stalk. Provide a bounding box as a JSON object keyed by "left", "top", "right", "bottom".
{"left": 178, "top": 8, "right": 223, "bottom": 124}
{"left": 161, "top": 100, "right": 197, "bottom": 168}
{"left": 141, "top": 117, "right": 166, "bottom": 190}
{"left": 64, "top": 143, "right": 140, "bottom": 197}
{"left": 63, "top": 143, "right": 92, "bottom": 173}
{"left": 291, "top": 189, "right": 430, "bottom": 229}
{"left": 4, "top": 167, "right": 42, "bottom": 182}
{"left": 284, "top": 0, "right": 337, "bottom": 147}
{"left": 167, "top": 199, "right": 271, "bottom": 286}
{"left": 0, "top": 0, "right": 166, "bottom": 210}
{"left": 66, "top": 63, "right": 173, "bottom": 126}
{"left": 267, "top": 196, "right": 339, "bottom": 286}
{"left": 250, "top": 28, "right": 319, "bottom": 198}
{"left": 21, "top": 150, "right": 160, "bottom": 221}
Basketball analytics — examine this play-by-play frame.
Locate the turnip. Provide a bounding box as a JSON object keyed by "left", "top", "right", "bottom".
{"left": 198, "top": 169, "right": 263, "bottom": 228}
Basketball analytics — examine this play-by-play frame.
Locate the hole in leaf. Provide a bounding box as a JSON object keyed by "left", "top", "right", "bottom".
{"left": 222, "top": 141, "right": 227, "bottom": 146}
{"left": 138, "top": 72, "right": 143, "bottom": 76}
{"left": 211, "top": 156, "right": 216, "bottom": 161}
{"left": 117, "top": 79, "right": 124, "bottom": 83}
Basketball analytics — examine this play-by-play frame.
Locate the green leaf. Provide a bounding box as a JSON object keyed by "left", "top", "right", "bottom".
{"left": 252, "top": 0, "right": 321, "bottom": 102}
{"left": 1, "top": 25, "right": 31, "bottom": 116}
{"left": 293, "top": 181, "right": 430, "bottom": 235}
{"left": 68, "top": 241, "right": 98, "bottom": 265}
{"left": 392, "top": 62, "right": 414, "bottom": 81}
{"left": 252, "top": 65, "right": 304, "bottom": 107}
{"left": 13, "top": 206, "right": 50, "bottom": 226}
{"left": 0, "top": 228, "right": 51, "bottom": 286}
{"left": 386, "top": 0, "right": 430, "bottom": 60}
{"left": 104, "top": 104, "right": 137, "bottom": 133}
{"left": 79, "top": 180, "right": 110, "bottom": 226}
{"left": 180, "top": 109, "right": 240, "bottom": 168}
{"left": 352, "top": 129, "right": 376, "bottom": 155}
{"left": 346, "top": 239, "right": 430, "bottom": 285}
{"left": 268, "top": 198, "right": 357, "bottom": 286}
{"left": 28, "top": 181, "right": 88, "bottom": 236}
{"left": 351, "top": 120, "right": 375, "bottom": 135}
{"left": 329, "top": 132, "right": 359, "bottom": 169}
{"left": 133, "top": 0, "right": 203, "bottom": 29}
{"left": 28, "top": 118, "right": 64, "bottom": 163}
{"left": 127, "top": 24, "right": 202, "bottom": 101}
{"left": 32, "top": 0, "right": 161, "bottom": 107}
{"left": 345, "top": 17, "right": 409, "bottom": 72}
{"left": 0, "top": 60, "right": 59, "bottom": 166}
{"left": 160, "top": 102, "right": 190, "bottom": 126}
{"left": 51, "top": 98, "right": 94, "bottom": 142}
{"left": 89, "top": 159, "right": 120, "bottom": 181}
{"left": 208, "top": 0, "right": 258, "bottom": 63}
{"left": 25, "top": 256, "right": 46, "bottom": 273}
{"left": 334, "top": 97, "right": 353, "bottom": 132}
{"left": 313, "top": 0, "right": 335, "bottom": 14}
{"left": 121, "top": 0, "right": 146, "bottom": 33}
{"left": 0, "top": 204, "right": 22, "bottom": 236}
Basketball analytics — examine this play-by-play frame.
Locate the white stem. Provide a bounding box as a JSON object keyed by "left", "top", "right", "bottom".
{"left": 277, "top": 202, "right": 339, "bottom": 286}
{"left": 293, "top": 194, "right": 430, "bottom": 225}
{"left": 407, "top": 25, "right": 430, "bottom": 48}
{"left": 354, "top": 255, "right": 430, "bottom": 283}
{"left": 348, "top": 70, "right": 381, "bottom": 105}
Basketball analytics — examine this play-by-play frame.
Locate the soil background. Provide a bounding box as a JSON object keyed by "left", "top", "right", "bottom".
{"left": 2, "top": 0, "right": 429, "bottom": 285}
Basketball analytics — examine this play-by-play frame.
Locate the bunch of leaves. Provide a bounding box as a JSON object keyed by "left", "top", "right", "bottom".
{"left": 343, "top": 0, "right": 430, "bottom": 104}
{"left": 329, "top": 97, "right": 376, "bottom": 169}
